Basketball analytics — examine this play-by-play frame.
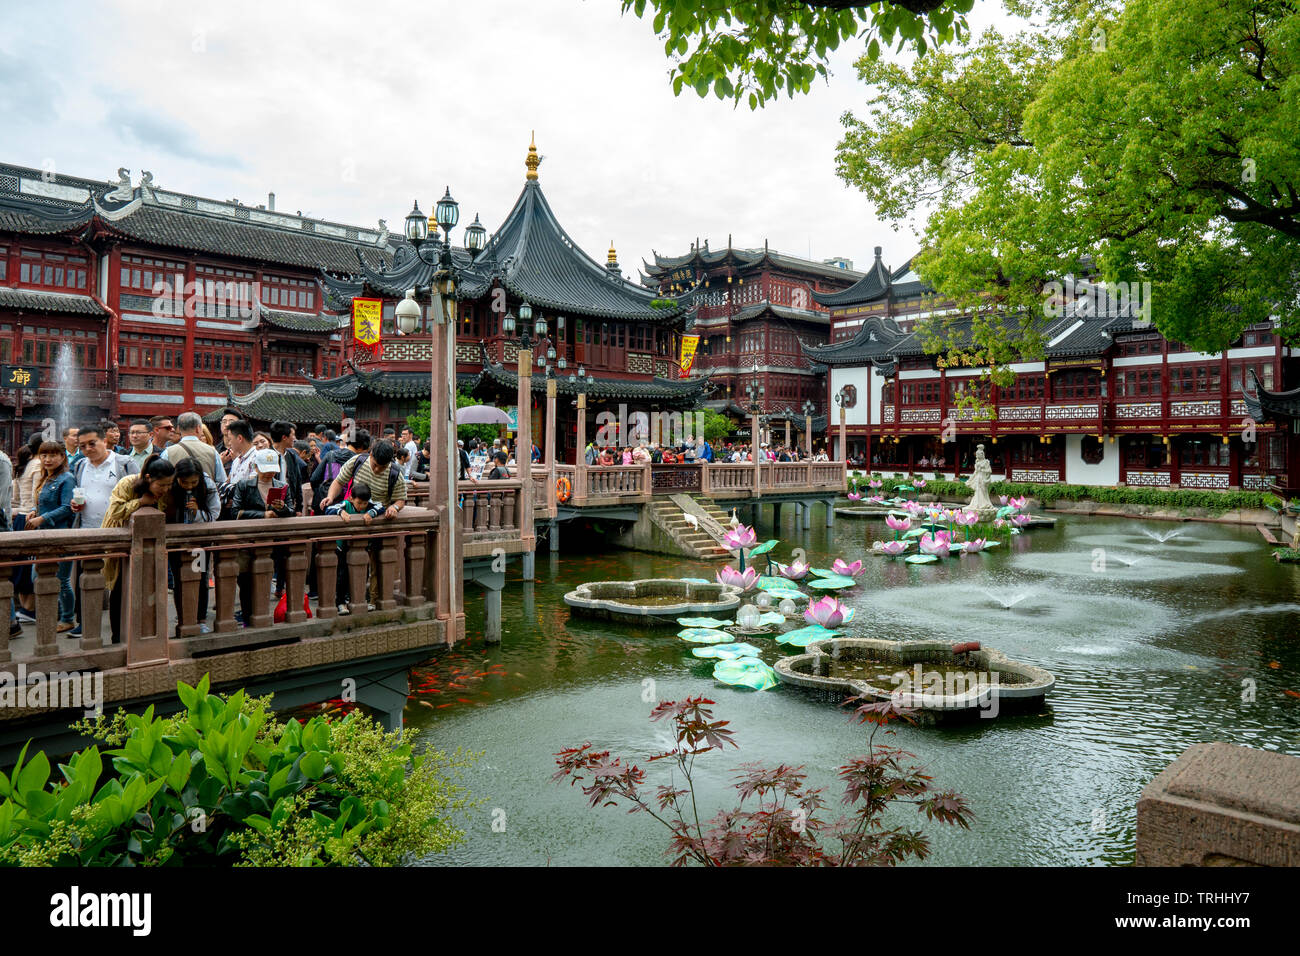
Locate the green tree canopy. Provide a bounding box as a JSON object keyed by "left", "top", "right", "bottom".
{"left": 835, "top": 0, "right": 1300, "bottom": 361}
{"left": 407, "top": 392, "right": 501, "bottom": 446}
{"left": 621, "top": 0, "right": 977, "bottom": 108}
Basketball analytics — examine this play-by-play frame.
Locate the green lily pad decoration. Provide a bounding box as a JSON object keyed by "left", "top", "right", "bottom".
{"left": 904, "top": 528, "right": 926, "bottom": 539}
{"left": 754, "top": 611, "right": 786, "bottom": 627}
{"left": 778, "top": 624, "right": 842, "bottom": 646}
{"left": 809, "top": 567, "right": 837, "bottom": 577}
{"left": 982, "top": 540, "right": 1000, "bottom": 548}
{"left": 681, "top": 577, "right": 711, "bottom": 584}
{"left": 807, "top": 575, "right": 856, "bottom": 589}
{"left": 677, "top": 616, "right": 733, "bottom": 628}
{"left": 756, "top": 576, "right": 795, "bottom": 590}
{"left": 749, "top": 539, "right": 780, "bottom": 556}
{"left": 677, "top": 627, "right": 732, "bottom": 643}
{"left": 712, "top": 657, "right": 779, "bottom": 691}
{"left": 762, "top": 588, "right": 806, "bottom": 602}
{"left": 896, "top": 484, "right": 914, "bottom": 491}
{"left": 948, "top": 541, "right": 967, "bottom": 552}
{"left": 905, "top": 554, "right": 939, "bottom": 564}
{"left": 692, "top": 642, "right": 763, "bottom": 660}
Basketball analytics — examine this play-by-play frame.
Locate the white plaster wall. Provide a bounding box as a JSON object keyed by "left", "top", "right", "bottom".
{"left": 830, "top": 367, "right": 872, "bottom": 427}
{"left": 1064, "top": 434, "right": 1120, "bottom": 485}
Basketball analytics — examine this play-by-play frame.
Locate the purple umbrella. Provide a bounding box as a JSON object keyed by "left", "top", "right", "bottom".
{"left": 456, "top": 405, "right": 512, "bottom": 425}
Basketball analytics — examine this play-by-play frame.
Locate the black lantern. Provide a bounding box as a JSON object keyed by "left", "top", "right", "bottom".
{"left": 405, "top": 200, "right": 429, "bottom": 245}
{"left": 435, "top": 187, "right": 459, "bottom": 234}
{"left": 465, "top": 214, "right": 486, "bottom": 256}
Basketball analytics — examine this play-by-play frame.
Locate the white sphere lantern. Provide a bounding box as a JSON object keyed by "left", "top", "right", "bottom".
{"left": 736, "top": 605, "right": 761, "bottom": 629}
{"left": 754, "top": 592, "right": 773, "bottom": 608}
{"left": 395, "top": 289, "right": 421, "bottom": 335}
{"left": 777, "top": 598, "right": 797, "bottom": 616}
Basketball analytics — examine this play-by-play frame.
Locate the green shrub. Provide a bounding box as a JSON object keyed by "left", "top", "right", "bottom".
{"left": 0, "top": 676, "right": 478, "bottom": 866}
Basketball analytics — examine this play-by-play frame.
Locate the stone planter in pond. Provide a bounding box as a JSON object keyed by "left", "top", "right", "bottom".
{"left": 774, "top": 638, "right": 1054, "bottom": 723}
{"left": 565, "top": 579, "right": 743, "bottom": 626}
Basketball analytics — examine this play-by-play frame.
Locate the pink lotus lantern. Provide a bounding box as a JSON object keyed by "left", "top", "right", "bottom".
{"left": 915, "top": 479, "right": 927, "bottom": 489}
{"left": 867, "top": 495, "right": 886, "bottom": 504}
{"left": 869, "top": 479, "right": 883, "bottom": 490}
{"left": 724, "top": 524, "right": 757, "bottom": 551}
{"left": 716, "top": 565, "right": 758, "bottom": 592}
{"left": 804, "top": 596, "right": 855, "bottom": 627}
{"left": 880, "top": 540, "right": 908, "bottom": 557}
{"left": 994, "top": 518, "right": 1007, "bottom": 529}
{"left": 1012, "top": 513, "right": 1032, "bottom": 528}
{"left": 885, "top": 515, "right": 911, "bottom": 537}
{"left": 847, "top": 491, "right": 862, "bottom": 501}
{"left": 963, "top": 538, "right": 987, "bottom": 554}
{"left": 831, "top": 558, "right": 864, "bottom": 577}
{"left": 1011, "top": 496, "right": 1028, "bottom": 510}
{"left": 780, "top": 560, "right": 810, "bottom": 581}
{"left": 999, "top": 495, "right": 1009, "bottom": 506}
{"left": 919, "top": 531, "right": 951, "bottom": 557}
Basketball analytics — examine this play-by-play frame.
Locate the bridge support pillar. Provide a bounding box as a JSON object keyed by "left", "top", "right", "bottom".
{"left": 751, "top": 502, "right": 761, "bottom": 527}
{"left": 549, "top": 520, "right": 560, "bottom": 553}
{"left": 483, "top": 586, "right": 503, "bottom": 643}
{"left": 772, "top": 503, "right": 782, "bottom": 531}
{"left": 803, "top": 502, "right": 812, "bottom": 529}
{"left": 824, "top": 498, "right": 835, "bottom": 527}
{"left": 354, "top": 669, "right": 411, "bottom": 731}
{"left": 521, "top": 549, "right": 535, "bottom": 581}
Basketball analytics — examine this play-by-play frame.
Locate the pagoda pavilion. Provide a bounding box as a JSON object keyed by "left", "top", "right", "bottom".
{"left": 310, "top": 139, "right": 711, "bottom": 461}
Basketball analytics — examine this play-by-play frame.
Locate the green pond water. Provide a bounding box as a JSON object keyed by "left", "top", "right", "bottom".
{"left": 398, "top": 510, "right": 1300, "bottom": 866}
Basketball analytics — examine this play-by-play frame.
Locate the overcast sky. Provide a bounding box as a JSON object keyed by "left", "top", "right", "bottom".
{"left": 2, "top": 0, "right": 1016, "bottom": 280}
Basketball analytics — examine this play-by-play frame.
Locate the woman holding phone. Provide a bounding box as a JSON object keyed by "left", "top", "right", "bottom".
{"left": 101, "top": 454, "right": 176, "bottom": 644}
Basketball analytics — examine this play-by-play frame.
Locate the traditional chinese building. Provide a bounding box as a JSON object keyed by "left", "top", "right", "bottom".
{"left": 805, "top": 250, "right": 1294, "bottom": 491}
{"left": 311, "top": 140, "right": 712, "bottom": 462}
{"left": 0, "top": 162, "right": 400, "bottom": 448}
{"left": 641, "top": 239, "right": 861, "bottom": 445}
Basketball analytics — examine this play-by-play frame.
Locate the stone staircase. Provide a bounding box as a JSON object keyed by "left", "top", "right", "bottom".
{"left": 647, "top": 494, "right": 735, "bottom": 562}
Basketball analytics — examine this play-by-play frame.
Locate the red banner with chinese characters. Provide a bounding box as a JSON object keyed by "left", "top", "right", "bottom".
{"left": 352, "top": 298, "right": 382, "bottom": 360}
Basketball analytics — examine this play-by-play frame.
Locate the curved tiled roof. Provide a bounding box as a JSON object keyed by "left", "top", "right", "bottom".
{"left": 801, "top": 314, "right": 912, "bottom": 367}
{"left": 1243, "top": 369, "right": 1300, "bottom": 422}
{"left": 257, "top": 307, "right": 344, "bottom": 334}
{"left": 0, "top": 286, "right": 109, "bottom": 316}
{"left": 203, "top": 381, "right": 344, "bottom": 424}
{"left": 323, "top": 181, "right": 693, "bottom": 323}
{"left": 813, "top": 247, "right": 897, "bottom": 307}
{"left": 0, "top": 195, "right": 94, "bottom": 235}
{"left": 645, "top": 242, "right": 864, "bottom": 284}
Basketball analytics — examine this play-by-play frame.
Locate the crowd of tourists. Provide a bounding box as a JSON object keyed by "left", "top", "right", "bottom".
{"left": 0, "top": 411, "right": 426, "bottom": 642}
{"left": 578, "top": 439, "right": 828, "bottom": 465}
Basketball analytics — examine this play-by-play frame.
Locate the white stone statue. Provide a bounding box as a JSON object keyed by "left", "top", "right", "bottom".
{"left": 969, "top": 443, "right": 995, "bottom": 513}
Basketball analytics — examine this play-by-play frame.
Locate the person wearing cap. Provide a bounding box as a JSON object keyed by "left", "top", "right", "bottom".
{"left": 225, "top": 448, "right": 294, "bottom": 621}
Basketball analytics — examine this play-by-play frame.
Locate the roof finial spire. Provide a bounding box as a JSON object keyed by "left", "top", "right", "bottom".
{"left": 525, "top": 132, "right": 540, "bottom": 181}
{"left": 607, "top": 241, "right": 620, "bottom": 275}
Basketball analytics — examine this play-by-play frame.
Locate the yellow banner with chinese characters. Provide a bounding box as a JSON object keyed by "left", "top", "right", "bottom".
{"left": 679, "top": 334, "right": 700, "bottom": 379}
{"left": 352, "top": 298, "right": 382, "bottom": 358}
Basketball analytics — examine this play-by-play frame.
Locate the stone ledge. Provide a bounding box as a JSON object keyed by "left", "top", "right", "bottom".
{"left": 1136, "top": 743, "right": 1300, "bottom": 866}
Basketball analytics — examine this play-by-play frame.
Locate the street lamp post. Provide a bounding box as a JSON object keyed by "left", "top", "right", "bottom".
{"left": 835, "top": 387, "right": 849, "bottom": 463}
{"left": 571, "top": 366, "right": 590, "bottom": 503}
{"left": 538, "top": 330, "right": 565, "bottom": 519}
{"left": 802, "top": 399, "right": 815, "bottom": 459}
{"left": 397, "top": 188, "right": 485, "bottom": 636}
{"left": 745, "top": 360, "right": 762, "bottom": 498}
{"left": 502, "top": 301, "right": 546, "bottom": 576}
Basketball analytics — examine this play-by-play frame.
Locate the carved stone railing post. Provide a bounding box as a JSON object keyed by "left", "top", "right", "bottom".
{"left": 176, "top": 549, "right": 202, "bottom": 639}
{"left": 0, "top": 578, "right": 12, "bottom": 665}
{"left": 125, "top": 508, "right": 169, "bottom": 667}
{"left": 375, "top": 535, "right": 399, "bottom": 611}
{"left": 33, "top": 570, "right": 59, "bottom": 656}
{"left": 316, "top": 543, "right": 339, "bottom": 620}
{"left": 213, "top": 549, "right": 240, "bottom": 633}
{"left": 403, "top": 528, "right": 426, "bottom": 607}
{"left": 346, "top": 541, "right": 370, "bottom": 616}
{"left": 249, "top": 546, "right": 274, "bottom": 629}
{"left": 78, "top": 556, "right": 106, "bottom": 650}
{"left": 489, "top": 491, "right": 503, "bottom": 530}
{"left": 284, "top": 542, "right": 309, "bottom": 624}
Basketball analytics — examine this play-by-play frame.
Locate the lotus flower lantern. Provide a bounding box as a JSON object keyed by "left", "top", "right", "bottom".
{"left": 804, "top": 596, "right": 855, "bottom": 628}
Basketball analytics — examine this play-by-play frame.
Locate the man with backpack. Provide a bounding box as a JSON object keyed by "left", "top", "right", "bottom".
{"left": 311, "top": 429, "right": 367, "bottom": 512}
